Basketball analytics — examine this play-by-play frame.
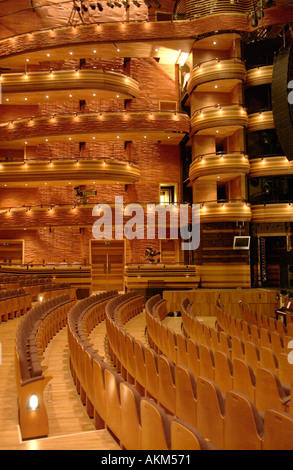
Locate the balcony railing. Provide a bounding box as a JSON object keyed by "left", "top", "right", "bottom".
{"left": 189, "top": 151, "right": 249, "bottom": 180}
{"left": 187, "top": 57, "right": 246, "bottom": 95}
{"left": 191, "top": 103, "right": 248, "bottom": 134}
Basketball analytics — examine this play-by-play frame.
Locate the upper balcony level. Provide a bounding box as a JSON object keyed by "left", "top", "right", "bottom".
{"left": 0, "top": 68, "right": 140, "bottom": 104}
{"left": 189, "top": 151, "right": 249, "bottom": 181}
{"left": 0, "top": 157, "right": 141, "bottom": 187}
{"left": 0, "top": 110, "right": 190, "bottom": 148}
{"left": 190, "top": 104, "right": 248, "bottom": 137}
{"left": 187, "top": 57, "right": 246, "bottom": 96}
{"left": 0, "top": 4, "right": 291, "bottom": 69}
{"left": 245, "top": 65, "right": 273, "bottom": 89}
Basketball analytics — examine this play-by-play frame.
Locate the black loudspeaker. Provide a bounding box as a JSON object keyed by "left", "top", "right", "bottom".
{"left": 272, "top": 48, "right": 293, "bottom": 161}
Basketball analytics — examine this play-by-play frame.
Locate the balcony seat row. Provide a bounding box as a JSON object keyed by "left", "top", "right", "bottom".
{"left": 0, "top": 288, "right": 32, "bottom": 323}
{"left": 15, "top": 294, "right": 76, "bottom": 440}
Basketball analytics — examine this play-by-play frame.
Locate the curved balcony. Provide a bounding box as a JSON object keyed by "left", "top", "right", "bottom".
{"left": 0, "top": 157, "right": 140, "bottom": 187}
{"left": 199, "top": 200, "right": 251, "bottom": 223}
{"left": 0, "top": 8, "right": 291, "bottom": 68}
{"left": 0, "top": 202, "right": 192, "bottom": 230}
{"left": 245, "top": 65, "right": 273, "bottom": 89}
{"left": 0, "top": 68, "right": 140, "bottom": 104}
{"left": 249, "top": 156, "right": 293, "bottom": 178}
{"left": 189, "top": 152, "right": 249, "bottom": 181}
{"left": 187, "top": 57, "right": 246, "bottom": 95}
{"left": 247, "top": 110, "right": 275, "bottom": 133}
{"left": 0, "top": 111, "right": 190, "bottom": 148}
{"left": 190, "top": 104, "right": 248, "bottom": 136}
{"left": 251, "top": 203, "right": 293, "bottom": 223}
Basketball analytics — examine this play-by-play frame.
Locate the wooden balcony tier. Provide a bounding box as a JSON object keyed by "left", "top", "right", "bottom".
{"left": 0, "top": 68, "right": 140, "bottom": 104}
{"left": 189, "top": 152, "right": 249, "bottom": 181}
{"left": 0, "top": 111, "right": 190, "bottom": 148}
{"left": 0, "top": 159, "right": 141, "bottom": 187}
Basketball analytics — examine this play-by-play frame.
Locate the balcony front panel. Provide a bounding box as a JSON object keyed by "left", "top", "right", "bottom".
{"left": 0, "top": 69, "right": 140, "bottom": 104}
{"left": 200, "top": 201, "right": 251, "bottom": 222}
{"left": 0, "top": 204, "right": 191, "bottom": 230}
{"left": 189, "top": 152, "right": 249, "bottom": 181}
{"left": 0, "top": 159, "right": 140, "bottom": 187}
{"left": 249, "top": 156, "right": 293, "bottom": 178}
{"left": 251, "top": 203, "right": 293, "bottom": 223}
{"left": 0, "top": 111, "right": 190, "bottom": 148}
{"left": 247, "top": 110, "right": 275, "bottom": 133}
{"left": 245, "top": 66, "right": 273, "bottom": 89}
{"left": 187, "top": 58, "right": 246, "bottom": 95}
{"left": 191, "top": 105, "right": 248, "bottom": 135}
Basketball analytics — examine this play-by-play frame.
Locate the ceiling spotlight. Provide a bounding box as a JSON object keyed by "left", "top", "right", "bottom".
{"left": 90, "top": 2, "right": 96, "bottom": 8}
{"left": 97, "top": 2, "right": 103, "bottom": 10}
{"left": 144, "top": 0, "right": 151, "bottom": 7}
{"left": 122, "top": 0, "right": 130, "bottom": 7}
{"left": 154, "top": 0, "right": 161, "bottom": 7}
{"left": 114, "top": 1, "right": 122, "bottom": 6}
{"left": 74, "top": 5, "right": 81, "bottom": 11}
{"left": 133, "top": 0, "right": 140, "bottom": 6}
{"left": 107, "top": 1, "right": 114, "bottom": 7}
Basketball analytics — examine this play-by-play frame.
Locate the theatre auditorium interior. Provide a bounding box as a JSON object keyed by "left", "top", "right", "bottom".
{"left": 1, "top": 0, "right": 293, "bottom": 452}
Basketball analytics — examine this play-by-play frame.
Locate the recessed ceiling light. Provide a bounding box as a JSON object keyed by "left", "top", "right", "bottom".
{"left": 47, "top": 53, "right": 50, "bottom": 57}
{"left": 26, "top": 58, "right": 29, "bottom": 62}
{"left": 69, "top": 51, "right": 73, "bottom": 55}
{"left": 214, "top": 85, "right": 218, "bottom": 88}
{"left": 213, "top": 41, "right": 217, "bottom": 45}
{"left": 24, "top": 97, "right": 28, "bottom": 101}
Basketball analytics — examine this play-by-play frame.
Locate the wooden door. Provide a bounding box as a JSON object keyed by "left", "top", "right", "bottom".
{"left": 90, "top": 240, "right": 125, "bottom": 292}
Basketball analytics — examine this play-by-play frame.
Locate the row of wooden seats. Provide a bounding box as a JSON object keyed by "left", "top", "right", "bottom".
{"left": 181, "top": 299, "right": 293, "bottom": 383}
{"left": 39, "top": 283, "right": 76, "bottom": 302}
{"left": 147, "top": 296, "right": 292, "bottom": 411}
{"left": 218, "top": 303, "right": 292, "bottom": 342}
{"left": 106, "top": 294, "right": 293, "bottom": 449}
{"left": 214, "top": 305, "right": 293, "bottom": 384}
{"left": 15, "top": 294, "right": 75, "bottom": 440}
{"left": 241, "top": 300, "right": 293, "bottom": 328}
{"left": 145, "top": 295, "right": 293, "bottom": 449}
{"left": 67, "top": 292, "right": 216, "bottom": 450}
{"left": 0, "top": 288, "right": 31, "bottom": 323}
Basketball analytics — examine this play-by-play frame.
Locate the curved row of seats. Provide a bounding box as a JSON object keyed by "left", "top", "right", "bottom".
{"left": 214, "top": 304, "right": 293, "bottom": 387}
{"left": 144, "top": 294, "right": 293, "bottom": 449}
{"left": 39, "top": 283, "right": 76, "bottom": 302}
{"left": 67, "top": 292, "right": 216, "bottom": 450}
{"left": 181, "top": 298, "right": 293, "bottom": 386}
{"left": 0, "top": 288, "right": 32, "bottom": 323}
{"left": 15, "top": 294, "right": 76, "bottom": 440}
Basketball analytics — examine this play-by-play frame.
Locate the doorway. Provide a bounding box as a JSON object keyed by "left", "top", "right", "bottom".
{"left": 90, "top": 239, "right": 125, "bottom": 292}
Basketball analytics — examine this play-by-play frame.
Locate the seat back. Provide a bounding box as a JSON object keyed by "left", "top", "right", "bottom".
{"left": 140, "top": 398, "right": 171, "bottom": 450}
{"left": 174, "top": 364, "right": 197, "bottom": 428}
{"left": 120, "top": 381, "right": 141, "bottom": 450}
{"left": 225, "top": 390, "right": 264, "bottom": 450}
{"left": 197, "top": 376, "right": 225, "bottom": 448}
{"left": 263, "top": 409, "right": 293, "bottom": 450}
{"left": 232, "top": 358, "right": 256, "bottom": 402}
